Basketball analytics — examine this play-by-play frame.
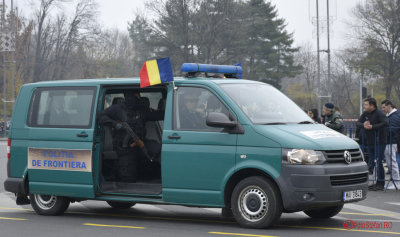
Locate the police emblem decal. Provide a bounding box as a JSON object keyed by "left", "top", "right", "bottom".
{"left": 344, "top": 150, "right": 352, "bottom": 164}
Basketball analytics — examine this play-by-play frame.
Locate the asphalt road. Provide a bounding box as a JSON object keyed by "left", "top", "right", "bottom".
{"left": 1, "top": 141, "right": 400, "bottom": 237}
{"left": 0, "top": 140, "right": 6, "bottom": 193}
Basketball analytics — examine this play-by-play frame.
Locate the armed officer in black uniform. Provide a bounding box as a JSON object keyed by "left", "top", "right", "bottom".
{"left": 97, "top": 103, "right": 139, "bottom": 183}
{"left": 98, "top": 91, "right": 164, "bottom": 183}
{"left": 124, "top": 91, "right": 164, "bottom": 178}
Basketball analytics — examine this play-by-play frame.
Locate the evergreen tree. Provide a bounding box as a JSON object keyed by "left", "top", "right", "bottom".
{"left": 128, "top": 15, "right": 157, "bottom": 74}
{"left": 128, "top": 0, "right": 300, "bottom": 87}
{"left": 243, "top": 0, "right": 299, "bottom": 89}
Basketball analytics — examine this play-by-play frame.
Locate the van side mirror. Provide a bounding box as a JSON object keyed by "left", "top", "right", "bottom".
{"left": 206, "top": 112, "right": 237, "bottom": 128}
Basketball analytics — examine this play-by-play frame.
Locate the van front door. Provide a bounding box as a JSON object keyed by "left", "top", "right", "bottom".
{"left": 26, "top": 86, "right": 97, "bottom": 198}
{"left": 162, "top": 86, "right": 237, "bottom": 206}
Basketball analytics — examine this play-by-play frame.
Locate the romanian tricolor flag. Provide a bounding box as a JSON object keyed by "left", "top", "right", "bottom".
{"left": 139, "top": 57, "right": 174, "bottom": 88}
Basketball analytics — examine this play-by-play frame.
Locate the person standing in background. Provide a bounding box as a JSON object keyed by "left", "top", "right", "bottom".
{"left": 321, "top": 103, "right": 344, "bottom": 133}
{"left": 381, "top": 100, "right": 400, "bottom": 190}
{"left": 357, "top": 98, "right": 388, "bottom": 191}
{"left": 308, "top": 109, "right": 321, "bottom": 123}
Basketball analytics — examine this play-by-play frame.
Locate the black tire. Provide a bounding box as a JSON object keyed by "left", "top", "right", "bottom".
{"left": 106, "top": 201, "right": 136, "bottom": 209}
{"left": 30, "top": 194, "right": 70, "bottom": 216}
{"left": 304, "top": 204, "right": 344, "bottom": 218}
{"left": 231, "top": 176, "right": 282, "bottom": 228}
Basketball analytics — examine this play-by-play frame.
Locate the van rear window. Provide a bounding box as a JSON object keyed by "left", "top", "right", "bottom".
{"left": 28, "top": 87, "right": 96, "bottom": 128}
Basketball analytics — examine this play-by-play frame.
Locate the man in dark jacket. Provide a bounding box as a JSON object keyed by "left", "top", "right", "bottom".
{"left": 356, "top": 98, "right": 388, "bottom": 191}
{"left": 321, "top": 102, "right": 344, "bottom": 133}
{"left": 381, "top": 100, "right": 400, "bottom": 190}
{"left": 124, "top": 91, "right": 164, "bottom": 140}
{"left": 124, "top": 91, "right": 164, "bottom": 160}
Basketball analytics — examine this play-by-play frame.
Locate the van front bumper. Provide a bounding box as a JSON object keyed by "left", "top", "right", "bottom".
{"left": 276, "top": 162, "right": 368, "bottom": 212}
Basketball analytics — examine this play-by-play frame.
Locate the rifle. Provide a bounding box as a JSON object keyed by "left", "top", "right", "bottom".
{"left": 121, "top": 122, "right": 154, "bottom": 162}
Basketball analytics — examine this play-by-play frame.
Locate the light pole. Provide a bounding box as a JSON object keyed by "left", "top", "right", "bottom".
{"left": 1, "top": 0, "right": 16, "bottom": 131}
{"left": 10, "top": 0, "right": 14, "bottom": 110}
{"left": 2, "top": 0, "right": 6, "bottom": 122}
{"left": 326, "top": 0, "right": 331, "bottom": 93}
{"left": 316, "top": 0, "right": 321, "bottom": 115}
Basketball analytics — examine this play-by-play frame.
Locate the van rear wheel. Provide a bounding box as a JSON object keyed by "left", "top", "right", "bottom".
{"left": 30, "top": 194, "right": 70, "bottom": 215}
{"left": 231, "top": 176, "right": 282, "bottom": 228}
{"left": 106, "top": 201, "right": 136, "bottom": 209}
{"left": 303, "top": 204, "right": 344, "bottom": 218}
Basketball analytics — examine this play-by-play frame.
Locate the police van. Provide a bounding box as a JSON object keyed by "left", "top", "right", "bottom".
{"left": 4, "top": 63, "right": 368, "bottom": 228}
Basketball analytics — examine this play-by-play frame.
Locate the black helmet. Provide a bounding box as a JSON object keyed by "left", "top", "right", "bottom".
{"left": 124, "top": 91, "right": 149, "bottom": 110}
{"left": 108, "top": 104, "right": 127, "bottom": 122}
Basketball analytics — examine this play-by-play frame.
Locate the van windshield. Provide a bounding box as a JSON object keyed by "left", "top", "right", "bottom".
{"left": 220, "top": 83, "right": 314, "bottom": 124}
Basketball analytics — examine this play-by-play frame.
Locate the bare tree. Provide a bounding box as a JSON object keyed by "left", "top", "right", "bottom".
{"left": 31, "top": 0, "right": 98, "bottom": 81}
{"left": 50, "top": 0, "right": 98, "bottom": 80}
{"left": 350, "top": 0, "right": 400, "bottom": 99}
{"left": 32, "top": 0, "right": 62, "bottom": 82}
{"left": 329, "top": 53, "right": 360, "bottom": 118}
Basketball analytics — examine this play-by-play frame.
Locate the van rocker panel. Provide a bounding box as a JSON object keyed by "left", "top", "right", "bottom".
{"left": 162, "top": 188, "right": 224, "bottom": 207}
{"left": 29, "top": 182, "right": 94, "bottom": 198}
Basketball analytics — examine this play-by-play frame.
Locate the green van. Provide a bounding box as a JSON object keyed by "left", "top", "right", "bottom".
{"left": 4, "top": 64, "right": 368, "bottom": 228}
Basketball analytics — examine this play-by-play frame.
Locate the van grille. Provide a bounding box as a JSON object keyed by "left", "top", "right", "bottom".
{"left": 324, "top": 149, "right": 364, "bottom": 163}
{"left": 330, "top": 172, "right": 368, "bottom": 186}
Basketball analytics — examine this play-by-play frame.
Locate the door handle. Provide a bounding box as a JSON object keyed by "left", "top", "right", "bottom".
{"left": 168, "top": 135, "right": 181, "bottom": 140}
{"left": 77, "top": 133, "right": 88, "bottom": 138}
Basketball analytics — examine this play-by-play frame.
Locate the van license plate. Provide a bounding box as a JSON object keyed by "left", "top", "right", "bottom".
{"left": 343, "top": 190, "right": 363, "bottom": 201}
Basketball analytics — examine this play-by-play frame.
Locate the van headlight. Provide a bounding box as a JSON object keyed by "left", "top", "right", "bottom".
{"left": 282, "top": 149, "right": 326, "bottom": 165}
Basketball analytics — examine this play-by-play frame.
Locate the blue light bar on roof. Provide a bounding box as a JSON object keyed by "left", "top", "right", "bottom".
{"left": 181, "top": 63, "right": 243, "bottom": 75}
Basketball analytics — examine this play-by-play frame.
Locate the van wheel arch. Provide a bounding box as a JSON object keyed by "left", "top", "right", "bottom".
{"left": 231, "top": 176, "right": 283, "bottom": 228}
{"left": 22, "top": 174, "right": 29, "bottom": 195}
{"left": 30, "top": 194, "right": 70, "bottom": 215}
{"left": 224, "top": 169, "right": 281, "bottom": 209}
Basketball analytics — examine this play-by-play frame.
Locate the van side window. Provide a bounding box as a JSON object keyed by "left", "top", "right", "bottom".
{"left": 174, "top": 87, "right": 229, "bottom": 132}
{"left": 28, "top": 87, "right": 96, "bottom": 128}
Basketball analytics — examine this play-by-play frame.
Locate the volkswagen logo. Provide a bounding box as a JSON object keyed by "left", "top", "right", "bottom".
{"left": 344, "top": 150, "right": 352, "bottom": 164}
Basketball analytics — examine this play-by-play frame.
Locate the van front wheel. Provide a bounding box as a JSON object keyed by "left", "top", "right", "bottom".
{"left": 30, "top": 194, "right": 70, "bottom": 216}
{"left": 231, "top": 176, "right": 282, "bottom": 228}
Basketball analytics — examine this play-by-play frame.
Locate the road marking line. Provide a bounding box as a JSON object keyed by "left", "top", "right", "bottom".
{"left": 386, "top": 202, "right": 400, "bottom": 206}
{"left": 209, "top": 232, "right": 278, "bottom": 237}
{"left": 345, "top": 204, "right": 400, "bottom": 220}
{"left": 277, "top": 224, "right": 400, "bottom": 235}
{"left": 0, "top": 207, "right": 33, "bottom": 211}
{"left": 83, "top": 223, "right": 146, "bottom": 229}
{"left": 141, "top": 215, "right": 234, "bottom": 224}
{"left": 345, "top": 218, "right": 400, "bottom": 223}
{"left": 0, "top": 206, "right": 230, "bottom": 224}
{"left": 340, "top": 212, "right": 395, "bottom": 217}
{"left": 0, "top": 216, "right": 27, "bottom": 221}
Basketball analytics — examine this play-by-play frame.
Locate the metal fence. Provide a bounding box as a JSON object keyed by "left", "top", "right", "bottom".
{"left": 344, "top": 120, "right": 400, "bottom": 191}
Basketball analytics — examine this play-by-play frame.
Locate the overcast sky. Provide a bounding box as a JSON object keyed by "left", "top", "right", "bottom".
{"left": 15, "top": 0, "right": 363, "bottom": 51}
